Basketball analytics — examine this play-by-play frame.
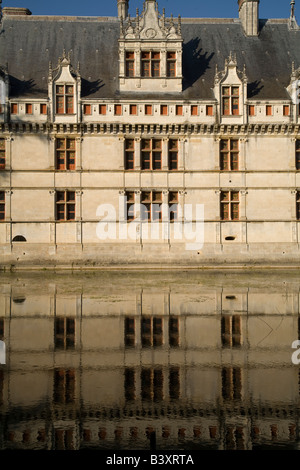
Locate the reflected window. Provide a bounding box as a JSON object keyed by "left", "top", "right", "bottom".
{"left": 0, "top": 370, "right": 3, "bottom": 406}
{"left": 222, "top": 367, "right": 242, "bottom": 400}
{"left": 141, "top": 317, "right": 163, "bottom": 347}
{"left": 225, "top": 425, "right": 245, "bottom": 450}
{"left": 124, "top": 368, "right": 135, "bottom": 401}
{"left": 54, "top": 429, "right": 74, "bottom": 450}
{"left": 53, "top": 369, "right": 75, "bottom": 404}
{"left": 169, "top": 367, "right": 180, "bottom": 400}
{"left": 141, "top": 368, "right": 163, "bottom": 402}
{"left": 169, "top": 316, "right": 179, "bottom": 347}
{"left": 221, "top": 315, "right": 241, "bottom": 348}
{"left": 55, "top": 317, "right": 75, "bottom": 350}
{"left": 124, "top": 317, "right": 135, "bottom": 347}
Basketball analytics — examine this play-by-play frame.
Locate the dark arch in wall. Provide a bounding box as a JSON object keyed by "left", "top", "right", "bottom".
{"left": 12, "top": 235, "right": 27, "bottom": 242}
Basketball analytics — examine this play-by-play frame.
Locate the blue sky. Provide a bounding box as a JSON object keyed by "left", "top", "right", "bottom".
{"left": 1, "top": 0, "right": 296, "bottom": 19}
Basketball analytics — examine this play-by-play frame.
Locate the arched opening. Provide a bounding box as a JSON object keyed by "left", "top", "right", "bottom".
{"left": 12, "top": 235, "right": 27, "bottom": 242}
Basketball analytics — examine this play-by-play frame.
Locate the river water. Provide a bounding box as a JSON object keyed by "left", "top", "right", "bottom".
{"left": 0, "top": 269, "right": 300, "bottom": 451}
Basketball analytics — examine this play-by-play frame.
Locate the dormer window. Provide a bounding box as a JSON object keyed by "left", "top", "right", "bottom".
{"left": 125, "top": 52, "right": 135, "bottom": 77}
{"left": 56, "top": 84, "right": 74, "bottom": 115}
{"left": 141, "top": 52, "right": 160, "bottom": 78}
{"left": 167, "top": 52, "right": 176, "bottom": 77}
{"left": 222, "top": 86, "right": 240, "bottom": 116}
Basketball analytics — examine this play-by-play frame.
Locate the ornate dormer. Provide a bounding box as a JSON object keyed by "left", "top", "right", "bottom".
{"left": 48, "top": 51, "right": 81, "bottom": 124}
{"left": 287, "top": 62, "right": 300, "bottom": 121}
{"left": 214, "top": 53, "right": 248, "bottom": 125}
{"left": 119, "top": 0, "right": 183, "bottom": 92}
{"left": 0, "top": 65, "right": 9, "bottom": 123}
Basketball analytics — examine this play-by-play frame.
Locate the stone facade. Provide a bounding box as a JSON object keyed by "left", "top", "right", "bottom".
{"left": 1, "top": 0, "right": 300, "bottom": 268}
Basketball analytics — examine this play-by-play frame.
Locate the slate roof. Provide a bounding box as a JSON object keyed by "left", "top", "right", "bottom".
{"left": 1, "top": 14, "right": 300, "bottom": 101}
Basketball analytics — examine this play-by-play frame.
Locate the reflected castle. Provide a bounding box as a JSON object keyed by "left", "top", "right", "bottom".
{"left": 0, "top": 270, "right": 300, "bottom": 450}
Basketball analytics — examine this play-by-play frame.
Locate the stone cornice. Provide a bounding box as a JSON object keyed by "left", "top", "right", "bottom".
{"left": 0, "top": 122, "right": 299, "bottom": 136}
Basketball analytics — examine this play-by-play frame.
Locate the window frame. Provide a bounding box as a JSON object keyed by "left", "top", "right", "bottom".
{"left": 296, "top": 140, "right": 300, "bottom": 170}
{"left": 141, "top": 51, "right": 161, "bottom": 78}
{"left": 222, "top": 86, "right": 240, "bottom": 116}
{"left": 220, "top": 190, "right": 240, "bottom": 221}
{"left": 220, "top": 139, "right": 239, "bottom": 171}
{"left": 55, "top": 84, "right": 74, "bottom": 115}
{"left": 141, "top": 138, "right": 162, "bottom": 171}
{"left": 168, "top": 139, "right": 178, "bottom": 171}
{"left": 125, "top": 138, "right": 135, "bottom": 170}
{"left": 0, "top": 138, "right": 5, "bottom": 170}
{"left": 0, "top": 191, "right": 5, "bottom": 221}
{"left": 125, "top": 51, "right": 135, "bottom": 78}
{"left": 166, "top": 51, "right": 176, "bottom": 78}
{"left": 55, "top": 190, "right": 76, "bottom": 221}
{"left": 55, "top": 137, "right": 76, "bottom": 171}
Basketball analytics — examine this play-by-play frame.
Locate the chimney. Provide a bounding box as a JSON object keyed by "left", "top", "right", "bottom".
{"left": 2, "top": 7, "right": 32, "bottom": 16}
{"left": 117, "top": 0, "right": 129, "bottom": 20}
{"left": 238, "top": 0, "right": 260, "bottom": 36}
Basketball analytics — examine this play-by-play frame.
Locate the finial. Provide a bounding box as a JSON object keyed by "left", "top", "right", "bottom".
{"left": 291, "top": 0, "right": 295, "bottom": 18}
{"left": 178, "top": 14, "right": 182, "bottom": 35}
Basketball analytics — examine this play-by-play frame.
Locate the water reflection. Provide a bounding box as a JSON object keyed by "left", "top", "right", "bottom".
{"left": 0, "top": 270, "right": 300, "bottom": 450}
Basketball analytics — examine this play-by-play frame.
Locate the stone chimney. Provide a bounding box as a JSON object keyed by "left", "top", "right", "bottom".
{"left": 238, "top": 0, "right": 260, "bottom": 36}
{"left": 117, "top": 0, "right": 129, "bottom": 20}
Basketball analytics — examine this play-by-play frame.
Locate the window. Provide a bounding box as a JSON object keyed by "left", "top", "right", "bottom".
{"left": 56, "top": 138, "right": 76, "bottom": 170}
{"left": 220, "top": 139, "right": 239, "bottom": 171}
{"left": 126, "top": 52, "right": 135, "bottom": 77}
{"left": 296, "top": 141, "right": 300, "bottom": 170}
{"left": 25, "top": 103, "right": 33, "bottom": 114}
{"left": 191, "top": 105, "right": 198, "bottom": 116}
{"left": 53, "top": 368, "right": 75, "bottom": 404}
{"left": 222, "top": 367, "right": 242, "bottom": 400}
{"left": 176, "top": 105, "right": 183, "bottom": 116}
{"left": 114, "top": 104, "right": 122, "bottom": 116}
{"left": 0, "top": 318, "right": 3, "bottom": 340}
{"left": 124, "top": 368, "right": 135, "bottom": 401}
{"left": 11, "top": 103, "right": 18, "bottom": 114}
{"left": 283, "top": 105, "right": 290, "bottom": 116}
{"left": 206, "top": 105, "right": 213, "bottom": 116}
{"left": 168, "top": 139, "right": 178, "bottom": 170}
{"left": 83, "top": 104, "right": 91, "bottom": 115}
{"left": 167, "top": 52, "right": 176, "bottom": 77}
{"left": 141, "top": 368, "right": 163, "bottom": 401}
{"left": 222, "top": 86, "right": 239, "bottom": 116}
{"left": 126, "top": 191, "right": 135, "bottom": 221}
{"left": 99, "top": 104, "right": 107, "bottom": 115}
{"left": 248, "top": 105, "right": 255, "bottom": 116}
{"left": 141, "top": 51, "right": 160, "bottom": 77}
{"left": 169, "top": 317, "right": 179, "bottom": 347}
{"left": 220, "top": 191, "right": 239, "bottom": 221}
{"left": 40, "top": 103, "right": 47, "bottom": 115}
{"left": 55, "top": 317, "right": 75, "bottom": 350}
{"left": 169, "top": 367, "right": 180, "bottom": 400}
{"left": 168, "top": 192, "right": 178, "bottom": 221}
{"left": 55, "top": 191, "right": 75, "bottom": 221}
{"left": 160, "top": 105, "right": 168, "bottom": 116}
{"left": 54, "top": 429, "right": 75, "bottom": 450}
{"left": 125, "top": 139, "right": 135, "bottom": 170}
{"left": 145, "top": 104, "right": 152, "bottom": 116}
{"left": 0, "top": 138, "right": 5, "bottom": 170}
{"left": 297, "top": 191, "right": 300, "bottom": 220}
{"left": 0, "top": 104, "right": 3, "bottom": 114}
{"left": 56, "top": 84, "right": 74, "bottom": 114}
{"left": 0, "top": 192, "right": 5, "bottom": 220}
{"left": 130, "top": 104, "right": 137, "bottom": 115}
{"left": 141, "top": 191, "right": 162, "bottom": 222}
{"left": 141, "top": 139, "right": 162, "bottom": 170}
{"left": 124, "top": 318, "right": 135, "bottom": 347}
{"left": 221, "top": 315, "right": 241, "bottom": 347}
{"left": 141, "top": 317, "right": 163, "bottom": 347}
{"left": 266, "top": 105, "right": 273, "bottom": 116}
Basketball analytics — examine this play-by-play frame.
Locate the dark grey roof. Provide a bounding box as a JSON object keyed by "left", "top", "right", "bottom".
{"left": 1, "top": 15, "right": 299, "bottom": 101}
